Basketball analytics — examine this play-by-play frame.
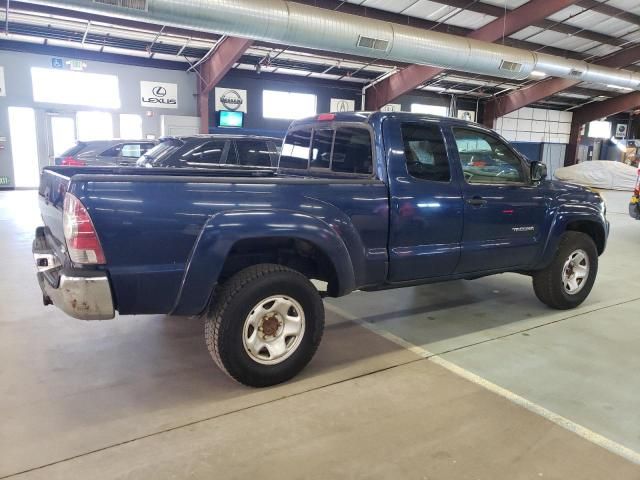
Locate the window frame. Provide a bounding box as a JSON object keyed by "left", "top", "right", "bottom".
{"left": 400, "top": 121, "right": 452, "bottom": 184}
{"left": 451, "top": 126, "right": 531, "bottom": 187}
{"left": 278, "top": 121, "right": 377, "bottom": 178}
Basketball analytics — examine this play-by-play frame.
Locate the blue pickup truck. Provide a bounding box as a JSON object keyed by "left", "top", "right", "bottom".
{"left": 34, "top": 112, "right": 609, "bottom": 387}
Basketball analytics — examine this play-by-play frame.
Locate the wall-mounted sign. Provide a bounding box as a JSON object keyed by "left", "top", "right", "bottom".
{"left": 381, "top": 103, "right": 401, "bottom": 112}
{"left": 615, "top": 123, "right": 628, "bottom": 139}
{"left": 330, "top": 98, "right": 356, "bottom": 112}
{"left": 457, "top": 110, "right": 476, "bottom": 122}
{"left": 0, "top": 67, "right": 5, "bottom": 97}
{"left": 66, "top": 59, "right": 87, "bottom": 72}
{"left": 215, "top": 88, "right": 247, "bottom": 113}
{"left": 141, "top": 81, "right": 178, "bottom": 109}
{"left": 51, "top": 58, "right": 64, "bottom": 69}
{"left": 0, "top": 176, "right": 10, "bottom": 186}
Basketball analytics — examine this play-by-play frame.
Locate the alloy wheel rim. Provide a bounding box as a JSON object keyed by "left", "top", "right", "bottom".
{"left": 562, "top": 249, "right": 590, "bottom": 295}
{"left": 242, "top": 295, "right": 306, "bottom": 365}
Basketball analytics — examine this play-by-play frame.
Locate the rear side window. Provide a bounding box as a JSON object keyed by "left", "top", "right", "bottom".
{"left": 121, "top": 144, "right": 145, "bottom": 158}
{"left": 280, "top": 129, "right": 311, "bottom": 169}
{"left": 401, "top": 124, "right": 450, "bottom": 182}
{"left": 143, "top": 139, "right": 183, "bottom": 166}
{"left": 100, "top": 144, "right": 122, "bottom": 157}
{"left": 332, "top": 127, "right": 373, "bottom": 174}
{"left": 184, "top": 141, "right": 227, "bottom": 165}
{"left": 234, "top": 140, "right": 276, "bottom": 167}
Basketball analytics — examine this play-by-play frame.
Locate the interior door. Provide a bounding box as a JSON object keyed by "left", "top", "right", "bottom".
{"left": 386, "top": 119, "right": 464, "bottom": 282}
{"left": 450, "top": 127, "right": 550, "bottom": 273}
{"left": 47, "top": 114, "right": 77, "bottom": 164}
{"left": 8, "top": 107, "right": 40, "bottom": 188}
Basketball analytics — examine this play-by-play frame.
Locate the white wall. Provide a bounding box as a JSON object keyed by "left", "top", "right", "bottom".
{"left": 494, "top": 107, "right": 573, "bottom": 144}
{"left": 0, "top": 49, "right": 197, "bottom": 187}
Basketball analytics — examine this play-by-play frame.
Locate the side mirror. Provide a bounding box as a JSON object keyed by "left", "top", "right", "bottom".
{"left": 531, "top": 161, "right": 548, "bottom": 182}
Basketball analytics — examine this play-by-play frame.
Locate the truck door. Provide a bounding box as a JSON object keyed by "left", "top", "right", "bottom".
{"left": 449, "top": 126, "right": 549, "bottom": 273}
{"left": 386, "top": 119, "right": 464, "bottom": 282}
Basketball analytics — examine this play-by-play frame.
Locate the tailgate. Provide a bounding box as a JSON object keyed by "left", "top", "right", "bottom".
{"left": 38, "top": 167, "right": 71, "bottom": 245}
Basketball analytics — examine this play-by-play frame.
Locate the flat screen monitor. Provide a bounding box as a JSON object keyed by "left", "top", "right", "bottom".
{"left": 219, "top": 110, "right": 244, "bottom": 128}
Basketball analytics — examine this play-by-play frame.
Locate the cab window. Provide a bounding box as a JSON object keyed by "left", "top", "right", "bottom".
{"left": 453, "top": 128, "right": 525, "bottom": 184}
{"left": 331, "top": 127, "right": 373, "bottom": 174}
{"left": 280, "top": 129, "right": 311, "bottom": 169}
{"left": 401, "top": 123, "right": 450, "bottom": 182}
{"left": 310, "top": 129, "right": 334, "bottom": 169}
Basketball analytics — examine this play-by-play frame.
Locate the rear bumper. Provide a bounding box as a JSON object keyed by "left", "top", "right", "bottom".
{"left": 33, "top": 226, "right": 115, "bottom": 320}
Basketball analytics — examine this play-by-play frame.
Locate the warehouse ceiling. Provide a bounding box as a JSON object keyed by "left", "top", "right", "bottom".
{"left": 2, "top": 0, "right": 640, "bottom": 110}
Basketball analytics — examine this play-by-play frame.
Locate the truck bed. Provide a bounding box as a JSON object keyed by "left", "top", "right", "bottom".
{"left": 39, "top": 166, "right": 389, "bottom": 316}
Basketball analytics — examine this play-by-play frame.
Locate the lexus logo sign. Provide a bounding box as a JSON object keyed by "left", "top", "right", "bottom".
{"left": 152, "top": 86, "right": 167, "bottom": 97}
{"left": 140, "top": 81, "right": 178, "bottom": 109}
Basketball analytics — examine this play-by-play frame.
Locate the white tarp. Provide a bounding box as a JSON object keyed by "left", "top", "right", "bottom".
{"left": 554, "top": 160, "right": 638, "bottom": 191}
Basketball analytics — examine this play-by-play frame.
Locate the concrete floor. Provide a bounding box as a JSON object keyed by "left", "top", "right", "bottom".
{"left": 1, "top": 189, "right": 639, "bottom": 479}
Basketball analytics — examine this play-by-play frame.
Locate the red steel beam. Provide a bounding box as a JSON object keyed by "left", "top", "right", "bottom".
{"left": 365, "top": 0, "right": 578, "bottom": 110}
{"left": 565, "top": 91, "right": 640, "bottom": 165}
{"left": 198, "top": 36, "right": 253, "bottom": 134}
{"left": 483, "top": 43, "right": 640, "bottom": 127}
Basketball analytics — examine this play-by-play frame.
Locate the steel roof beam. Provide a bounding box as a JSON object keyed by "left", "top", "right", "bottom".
{"left": 365, "top": 0, "right": 578, "bottom": 110}
{"left": 565, "top": 91, "right": 640, "bottom": 164}
{"left": 198, "top": 36, "right": 253, "bottom": 133}
{"left": 483, "top": 44, "right": 640, "bottom": 127}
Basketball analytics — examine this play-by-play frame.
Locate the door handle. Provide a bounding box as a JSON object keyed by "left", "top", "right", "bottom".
{"left": 467, "top": 196, "right": 487, "bottom": 207}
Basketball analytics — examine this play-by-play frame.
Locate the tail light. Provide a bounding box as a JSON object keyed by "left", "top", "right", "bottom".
{"left": 63, "top": 193, "right": 106, "bottom": 264}
{"left": 61, "top": 156, "right": 86, "bottom": 166}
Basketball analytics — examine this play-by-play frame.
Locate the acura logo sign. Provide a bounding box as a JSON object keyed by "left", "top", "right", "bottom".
{"left": 219, "top": 89, "right": 243, "bottom": 111}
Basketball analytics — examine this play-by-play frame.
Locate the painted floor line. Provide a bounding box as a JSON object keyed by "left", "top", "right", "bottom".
{"left": 325, "top": 303, "right": 640, "bottom": 466}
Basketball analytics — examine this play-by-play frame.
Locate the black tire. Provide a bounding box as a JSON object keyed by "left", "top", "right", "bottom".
{"left": 532, "top": 231, "right": 598, "bottom": 310}
{"left": 204, "top": 264, "right": 324, "bottom": 387}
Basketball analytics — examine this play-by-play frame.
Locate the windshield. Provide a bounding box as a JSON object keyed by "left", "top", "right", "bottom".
{"left": 139, "top": 139, "right": 184, "bottom": 166}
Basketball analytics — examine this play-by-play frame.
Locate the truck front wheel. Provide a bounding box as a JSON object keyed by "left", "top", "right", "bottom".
{"left": 532, "top": 232, "right": 598, "bottom": 310}
{"left": 205, "top": 264, "right": 324, "bottom": 387}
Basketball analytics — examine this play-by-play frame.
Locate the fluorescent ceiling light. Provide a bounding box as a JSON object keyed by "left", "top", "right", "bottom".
{"left": 606, "top": 84, "right": 633, "bottom": 91}
{"left": 530, "top": 70, "right": 547, "bottom": 77}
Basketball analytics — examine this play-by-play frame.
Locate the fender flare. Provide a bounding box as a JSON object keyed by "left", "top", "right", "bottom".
{"left": 170, "top": 209, "right": 357, "bottom": 316}
{"left": 537, "top": 205, "right": 607, "bottom": 269}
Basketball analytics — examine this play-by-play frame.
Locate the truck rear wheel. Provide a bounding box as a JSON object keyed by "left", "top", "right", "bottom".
{"left": 205, "top": 264, "right": 324, "bottom": 387}
{"left": 532, "top": 232, "right": 598, "bottom": 310}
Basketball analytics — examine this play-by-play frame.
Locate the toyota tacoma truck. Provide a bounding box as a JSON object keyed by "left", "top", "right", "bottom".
{"left": 33, "top": 112, "right": 609, "bottom": 387}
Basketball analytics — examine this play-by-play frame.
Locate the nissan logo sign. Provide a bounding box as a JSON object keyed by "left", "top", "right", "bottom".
{"left": 219, "top": 89, "right": 243, "bottom": 111}
{"left": 152, "top": 86, "right": 167, "bottom": 97}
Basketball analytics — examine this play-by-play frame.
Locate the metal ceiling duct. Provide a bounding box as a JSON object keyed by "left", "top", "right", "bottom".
{"left": 28, "top": 0, "right": 640, "bottom": 91}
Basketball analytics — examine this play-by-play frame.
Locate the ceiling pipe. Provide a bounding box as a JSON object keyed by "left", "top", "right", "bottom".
{"left": 24, "top": 0, "right": 640, "bottom": 91}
